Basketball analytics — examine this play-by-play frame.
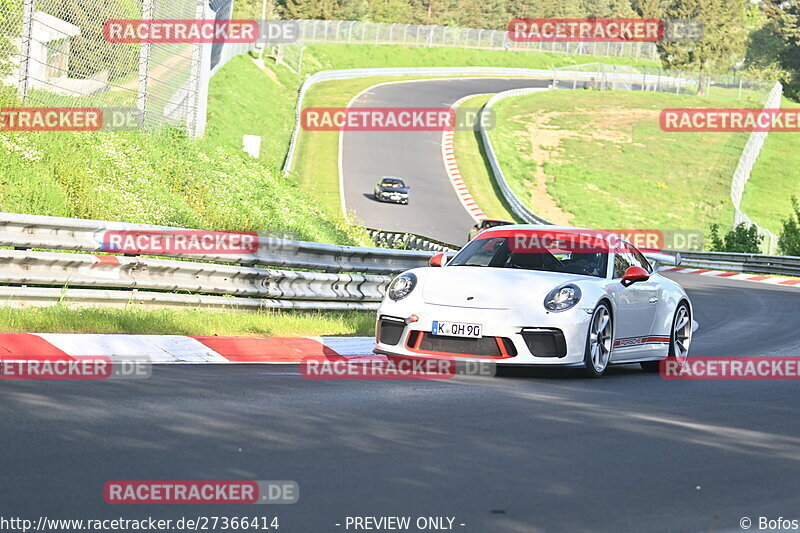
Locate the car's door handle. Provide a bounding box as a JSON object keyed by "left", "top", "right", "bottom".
{"left": 649, "top": 297, "right": 659, "bottom": 304}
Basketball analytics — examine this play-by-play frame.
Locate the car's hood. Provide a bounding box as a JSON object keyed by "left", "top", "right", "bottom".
{"left": 421, "top": 266, "right": 589, "bottom": 309}
{"left": 380, "top": 187, "right": 408, "bottom": 193}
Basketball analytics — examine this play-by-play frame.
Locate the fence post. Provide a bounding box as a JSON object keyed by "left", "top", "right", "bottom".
{"left": 17, "top": 0, "right": 35, "bottom": 101}
{"left": 189, "top": 0, "right": 213, "bottom": 138}
{"left": 137, "top": 0, "right": 154, "bottom": 124}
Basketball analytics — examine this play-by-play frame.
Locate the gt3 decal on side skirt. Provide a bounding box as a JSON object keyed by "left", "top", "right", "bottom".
{"left": 613, "top": 336, "right": 671, "bottom": 348}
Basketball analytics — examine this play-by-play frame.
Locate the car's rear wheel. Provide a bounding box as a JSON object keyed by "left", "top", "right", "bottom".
{"left": 583, "top": 302, "right": 613, "bottom": 378}
{"left": 641, "top": 301, "right": 692, "bottom": 373}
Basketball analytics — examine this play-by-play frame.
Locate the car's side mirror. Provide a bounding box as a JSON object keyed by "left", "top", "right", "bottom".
{"left": 621, "top": 266, "right": 650, "bottom": 287}
{"left": 429, "top": 253, "right": 446, "bottom": 267}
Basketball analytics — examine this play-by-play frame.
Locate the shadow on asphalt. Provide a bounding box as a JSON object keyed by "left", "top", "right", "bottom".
{"left": 494, "top": 363, "right": 648, "bottom": 380}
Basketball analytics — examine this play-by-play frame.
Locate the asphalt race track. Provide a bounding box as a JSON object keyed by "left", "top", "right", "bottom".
{"left": 2, "top": 274, "right": 800, "bottom": 533}
{"left": 341, "top": 78, "right": 551, "bottom": 244}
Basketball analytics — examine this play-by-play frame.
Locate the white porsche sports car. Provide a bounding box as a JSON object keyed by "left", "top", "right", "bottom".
{"left": 374, "top": 226, "right": 693, "bottom": 377}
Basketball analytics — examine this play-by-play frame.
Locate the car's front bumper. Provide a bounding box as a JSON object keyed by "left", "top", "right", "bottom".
{"left": 377, "top": 193, "right": 408, "bottom": 203}
{"left": 374, "top": 302, "right": 593, "bottom": 365}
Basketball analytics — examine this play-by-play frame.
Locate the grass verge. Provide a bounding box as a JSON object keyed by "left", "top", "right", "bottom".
{"left": 0, "top": 85, "right": 368, "bottom": 246}
{"left": 483, "top": 88, "right": 771, "bottom": 232}
{"left": 0, "top": 306, "right": 375, "bottom": 336}
{"left": 298, "top": 44, "right": 660, "bottom": 75}
{"left": 453, "top": 94, "right": 518, "bottom": 221}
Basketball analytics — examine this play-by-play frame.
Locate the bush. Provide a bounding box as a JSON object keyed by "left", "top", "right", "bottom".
{"left": 778, "top": 196, "right": 800, "bottom": 256}
{"left": 708, "top": 222, "right": 763, "bottom": 253}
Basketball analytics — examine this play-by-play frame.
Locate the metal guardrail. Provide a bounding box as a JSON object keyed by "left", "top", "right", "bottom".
{"left": 478, "top": 87, "right": 554, "bottom": 225}
{"left": 0, "top": 213, "right": 432, "bottom": 275}
{"left": 366, "top": 228, "right": 456, "bottom": 252}
{"left": 2, "top": 213, "right": 796, "bottom": 315}
{"left": 0, "top": 250, "right": 391, "bottom": 302}
{"left": 669, "top": 250, "right": 800, "bottom": 278}
{"left": 0, "top": 286, "right": 379, "bottom": 311}
{"left": 0, "top": 212, "right": 430, "bottom": 311}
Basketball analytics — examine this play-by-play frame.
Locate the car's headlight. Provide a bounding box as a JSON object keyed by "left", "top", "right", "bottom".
{"left": 388, "top": 273, "right": 417, "bottom": 301}
{"left": 544, "top": 284, "right": 582, "bottom": 312}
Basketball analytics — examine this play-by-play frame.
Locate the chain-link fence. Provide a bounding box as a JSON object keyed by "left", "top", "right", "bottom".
{"left": 0, "top": 0, "right": 227, "bottom": 136}
{"left": 731, "top": 82, "right": 783, "bottom": 254}
{"left": 553, "top": 62, "right": 775, "bottom": 98}
{"left": 274, "top": 19, "right": 661, "bottom": 73}
{"left": 293, "top": 19, "right": 659, "bottom": 57}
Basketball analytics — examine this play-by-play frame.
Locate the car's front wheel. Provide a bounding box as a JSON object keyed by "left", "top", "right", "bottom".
{"left": 582, "top": 302, "right": 613, "bottom": 378}
{"left": 641, "top": 301, "right": 692, "bottom": 373}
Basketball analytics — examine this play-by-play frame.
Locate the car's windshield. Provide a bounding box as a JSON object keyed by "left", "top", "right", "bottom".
{"left": 381, "top": 179, "right": 404, "bottom": 188}
{"left": 449, "top": 236, "right": 608, "bottom": 278}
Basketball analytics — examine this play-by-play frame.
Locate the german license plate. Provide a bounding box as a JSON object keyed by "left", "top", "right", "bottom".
{"left": 431, "top": 321, "right": 482, "bottom": 338}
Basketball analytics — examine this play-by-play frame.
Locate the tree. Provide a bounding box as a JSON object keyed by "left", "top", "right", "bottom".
{"left": 369, "top": 0, "right": 413, "bottom": 23}
{"left": 535, "top": 0, "right": 584, "bottom": 18}
{"left": 659, "top": 0, "right": 749, "bottom": 94}
{"left": 450, "top": 0, "right": 484, "bottom": 28}
{"left": 709, "top": 222, "right": 763, "bottom": 254}
{"left": 758, "top": 0, "right": 800, "bottom": 100}
{"left": 778, "top": 196, "right": 800, "bottom": 257}
{"left": 479, "top": 0, "right": 510, "bottom": 30}
{"left": 340, "top": 0, "right": 371, "bottom": 20}
{"left": 234, "top": 0, "right": 278, "bottom": 19}
{"left": 631, "top": 0, "right": 663, "bottom": 18}
{"left": 416, "top": 0, "right": 452, "bottom": 25}
{"left": 279, "top": 0, "right": 315, "bottom": 19}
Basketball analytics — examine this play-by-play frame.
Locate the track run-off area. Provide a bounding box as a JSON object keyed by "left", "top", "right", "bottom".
{"left": 3, "top": 77, "right": 800, "bottom": 533}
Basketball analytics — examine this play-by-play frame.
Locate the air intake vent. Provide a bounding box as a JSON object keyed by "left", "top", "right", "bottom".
{"left": 378, "top": 317, "right": 406, "bottom": 345}
{"left": 409, "top": 333, "right": 515, "bottom": 358}
{"left": 520, "top": 328, "right": 567, "bottom": 358}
